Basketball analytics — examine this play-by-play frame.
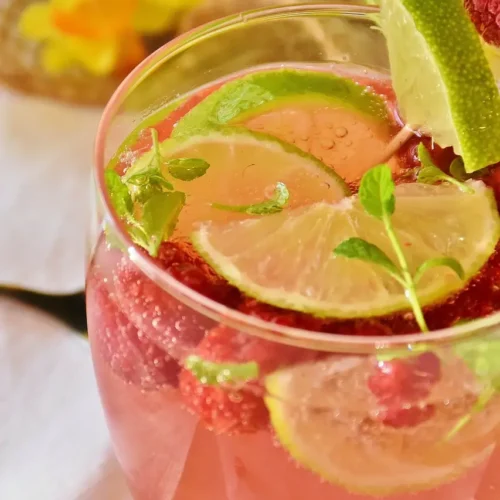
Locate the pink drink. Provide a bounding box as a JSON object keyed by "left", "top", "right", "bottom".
{"left": 87, "top": 4, "right": 500, "bottom": 499}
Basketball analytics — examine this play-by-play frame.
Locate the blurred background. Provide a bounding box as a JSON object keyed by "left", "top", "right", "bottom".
{"left": 0, "top": 1, "right": 366, "bottom": 498}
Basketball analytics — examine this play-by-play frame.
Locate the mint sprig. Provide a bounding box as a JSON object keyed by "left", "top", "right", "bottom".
{"left": 212, "top": 182, "right": 290, "bottom": 216}
{"left": 333, "top": 164, "right": 465, "bottom": 332}
{"left": 417, "top": 144, "right": 474, "bottom": 194}
{"left": 185, "top": 355, "right": 260, "bottom": 385}
{"left": 105, "top": 128, "right": 211, "bottom": 256}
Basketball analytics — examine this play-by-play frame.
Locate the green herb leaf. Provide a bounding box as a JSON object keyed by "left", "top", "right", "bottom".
{"left": 127, "top": 173, "right": 174, "bottom": 191}
{"left": 105, "top": 169, "right": 133, "bottom": 218}
{"left": 413, "top": 257, "right": 465, "bottom": 284}
{"left": 333, "top": 238, "right": 403, "bottom": 283}
{"left": 449, "top": 158, "right": 468, "bottom": 182}
{"left": 184, "top": 355, "right": 260, "bottom": 385}
{"left": 337, "top": 165, "right": 429, "bottom": 332}
{"left": 358, "top": 164, "right": 395, "bottom": 219}
{"left": 212, "top": 182, "right": 290, "bottom": 216}
{"left": 455, "top": 339, "right": 500, "bottom": 390}
{"left": 417, "top": 144, "right": 474, "bottom": 193}
{"left": 166, "top": 158, "right": 210, "bottom": 181}
{"left": 139, "top": 191, "right": 186, "bottom": 257}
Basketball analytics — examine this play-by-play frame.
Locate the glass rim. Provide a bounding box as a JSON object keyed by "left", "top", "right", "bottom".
{"left": 94, "top": 2, "right": 500, "bottom": 354}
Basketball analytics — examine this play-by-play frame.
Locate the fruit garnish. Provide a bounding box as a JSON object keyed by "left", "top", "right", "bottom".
{"left": 335, "top": 164, "right": 466, "bottom": 330}
{"left": 379, "top": 0, "right": 500, "bottom": 173}
{"left": 465, "top": 0, "right": 500, "bottom": 46}
{"left": 212, "top": 182, "right": 289, "bottom": 216}
{"left": 368, "top": 352, "right": 441, "bottom": 428}
{"left": 417, "top": 144, "right": 474, "bottom": 194}
{"left": 172, "top": 68, "right": 401, "bottom": 182}
{"left": 193, "top": 170, "right": 499, "bottom": 319}
{"left": 179, "top": 325, "right": 316, "bottom": 435}
{"left": 86, "top": 265, "right": 180, "bottom": 390}
{"left": 112, "top": 241, "right": 237, "bottom": 359}
{"left": 264, "top": 356, "right": 440, "bottom": 494}
{"left": 122, "top": 128, "right": 348, "bottom": 240}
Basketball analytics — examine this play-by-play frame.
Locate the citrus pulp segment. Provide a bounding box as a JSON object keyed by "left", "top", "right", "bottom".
{"left": 379, "top": 0, "right": 500, "bottom": 173}
{"left": 193, "top": 181, "right": 499, "bottom": 318}
{"left": 124, "top": 128, "right": 349, "bottom": 236}
{"left": 172, "top": 68, "right": 400, "bottom": 182}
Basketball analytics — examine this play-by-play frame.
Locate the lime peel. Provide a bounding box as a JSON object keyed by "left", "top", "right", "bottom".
{"left": 380, "top": 0, "right": 500, "bottom": 173}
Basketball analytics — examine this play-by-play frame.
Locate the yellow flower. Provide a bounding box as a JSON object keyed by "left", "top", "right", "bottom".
{"left": 19, "top": 0, "right": 200, "bottom": 76}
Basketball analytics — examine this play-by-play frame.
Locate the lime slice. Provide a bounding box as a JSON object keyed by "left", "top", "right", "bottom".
{"left": 264, "top": 357, "right": 494, "bottom": 494}
{"left": 173, "top": 68, "right": 399, "bottom": 182}
{"left": 193, "top": 181, "right": 499, "bottom": 318}
{"left": 124, "top": 128, "right": 349, "bottom": 236}
{"left": 379, "top": 0, "right": 500, "bottom": 173}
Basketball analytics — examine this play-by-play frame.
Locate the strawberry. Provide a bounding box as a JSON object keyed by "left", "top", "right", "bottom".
{"left": 179, "top": 325, "right": 318, "bottom": 435}
{"left": 465, "top": 0, "right": 500, "bottom": 46}
{"left": 368, "top": 352, "right": 441, "bottom": 428}
{"left": 86, "top": 267, "right": 180, "bottom": 389}
{"left": 113, "top": 241, "right": 240, "bottom": 359}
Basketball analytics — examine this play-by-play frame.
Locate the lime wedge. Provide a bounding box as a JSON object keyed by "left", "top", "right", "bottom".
{"left": 193, "top": 181, "right": 499, "bottom": 318}
{"left": 379, "top": 0, "right": 500, "bottom": 173}
{"left": 264, "top": 357, "right": 492, "bottom": 494}
{"left": 124, "top": 128, "right": 349, "bottom": 236}
{"left": 173, "top": 68, "right": 400, "bottom": 182}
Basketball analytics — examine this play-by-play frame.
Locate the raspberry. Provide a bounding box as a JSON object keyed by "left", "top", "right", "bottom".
{"left": 179, "top": 325, "right": 318, "bottom": 434}
{"left": 380, "top": 404, "right": 436, "bottom": 429}
{"left": 86, "top": 267, "right": 180, "bottom": 389}
{"left": 113, "top": 241, "right": 240, "bottom": 359}
{"left": 465, "top": 0, "right": 500, "bottom": 46}
{"left": 368, "top": 352, "right": 441, "bottom": 428}
{"left": 368, "top": 352, "right": 441, "bottom": 403}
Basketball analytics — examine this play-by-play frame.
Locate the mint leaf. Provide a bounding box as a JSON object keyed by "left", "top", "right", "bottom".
{"left": 140, "top": 191, "right": 186, "bottom": 257}
{"left": 167, "top": 158, "right": 210, "bottom": 181}
{"left": 358, "top": 164, "right": 395, "bottom": 219}
{"left": 127, "top": 173, "right": 174, "bottom": 191}
{"left": 333, "top": 238, "right": 403, "bottom": 283}
{"left": 417, "top": 144, "right": 473, "bottom": 193}
{"left": 105, "top": 169, "right": 132, "bottom": 218}
{"left": 185, "top": 355, "right": 259, "bottom": 385}
{"left": 212, "top": 182, "right": 290, "bottom": 216}
{"left": 449, "top": 158, "right": 468, "bottom": 182}
{"left": 414, "top": 257, "right": 465, "bottom": 284}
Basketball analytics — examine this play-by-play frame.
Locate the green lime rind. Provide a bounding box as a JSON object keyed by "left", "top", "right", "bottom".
{"left": 380, "top": 0, "right": 500, "bottom": 173}
{"left": 192, "top": 182, "right": 500, "bottom": 319}
{"left": 123, "top": 125, "right": 350, "bottom": 196}
{"left": 172, "top": 68, "right": 391, "bottom": 137}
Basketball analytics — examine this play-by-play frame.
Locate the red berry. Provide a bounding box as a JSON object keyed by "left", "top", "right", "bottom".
{"left": 86, "top": 267, "right": 180, "bottom": 389}
{"left": 465, "top": 0, "right": 500, "bottom": 46}
{"left": 113, "top": 241, "right": 239, "bottom": 359}
{"left": 368, "top": 352, "right": 441, "bottom": 405}
{"left": 380, "top": 403, "right": 436, "bottom": 429}
{"left": 179, "top": 325, "right": 318, "bottom": 434}
{"left": 368, "top": 352, "right": 441, "bottom": 429}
